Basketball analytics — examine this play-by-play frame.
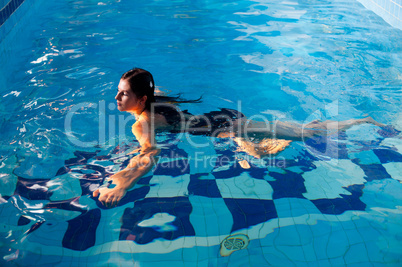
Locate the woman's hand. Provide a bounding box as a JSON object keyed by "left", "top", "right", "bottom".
{"left": 93, "top": 185, "right": 127, "bottom": 208}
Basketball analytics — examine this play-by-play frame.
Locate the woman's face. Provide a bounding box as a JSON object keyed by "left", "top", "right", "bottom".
{"left": 115, "top": 79, "right": 146, "bottom": 113}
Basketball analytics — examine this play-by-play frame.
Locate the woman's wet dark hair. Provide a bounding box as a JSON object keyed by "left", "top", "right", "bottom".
{"left": 121, "top": 68, "right": 155, "bottom": 111}
{"left": 121, "top": 67, "right": 202, "bottom": 111}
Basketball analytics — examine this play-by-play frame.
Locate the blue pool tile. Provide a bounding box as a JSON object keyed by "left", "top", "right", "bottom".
{"left": 273, "top": 225, "right": 304, "bottom": 246}
{"left": 310, "top": 222, "right": 334, "bottom": 259}
{"left": 183, "top": 245, "right": 211, "bottom": 262}
{"left": 316, "top": 259, "right": 332, "bottom": 266}
{"left": 119, "top": 197, "right": 195, "bottom": 244}
{"left": 225, "top": 248, "right": 252, "bottom": 266}
{"left": 383, "top": 162, "right": 402, "bottom": 182}
{"left": 373, "top": 148, "right": 402, "bottom": 163}
{"left": 216, "top": 173, "right": 274, "bottom": 199}
{"left": 274, "top": 197, "right": 322, "bottom": 218}
{"left": 245, "top": 249, "right": 278, "bottom": 266}
{"left": 17, "top": 215, "right": 30, "bottom": 225}
{"left": 14, "top": 177, "right": 53, "bottom": 200}
{"left": 248, "top": 252, "right": 273, "bottom": 266}
{"left": 94, "top": 206, "right": 127, "bottom": 246}
{"left": 260, "top": 249, "right": 295, "bottom": 266}
{"left": 295, "top": 224, "right": 315, "bottom": 247}
{"left": 268, "top": 170, "right": 307, "bottom": 199}
{"left": 276, "top": 245, "right": 307, "bottom": 262}
{"left": 349, "top": 140, "right": 383, "bottom": 152}
{"left": 145, "top": 248, "right": 185, "bottom": 263}
{"left": 212, "top": 158, "right": 242, "bottom": 179}
{"left": 48, "top": 174, "right": 82, "bottom": 201}
{"left": 188, "top": 175, "right": 222, "bottom": 198}
{"left": 365, "top": 239, "right": 390, "bottom": 264}
{"left": 259, "top": 227, "right": 280, "bottom": 248}
{"left": 0, "top": 200, "right": 24, "bottom": 226}
{"left": 248, "top": 166, "right": 269, "bottom": 180}
{"left": 358, "top": 224, "right": 384, "bottom": 243}
{"left": 213, "top": 155, "right": 269, "bottom": 180}
{"left": 146, "top": 173, "right": 191, "bottom": 198}
{"left": 352, "top": 161, "right": 392, "bottom": 181}
{"left": 362, "top": 178, "right": 402, "bottom": 210}
{"left": 377, "top": 125, "right": 401, "bottom": 137}
{"left": 344, "top": 229, "right": 364, "bottom": 246}
{"left": 44, "top": 198, "right": 88, "bottom": 213}
{"left": 344, "top": 242, "right": 370, "bottom": 265}
{"left": 304, "top": 134, "right": 349, "bottom": 159}
{"left": 223, "top": 198, "right": 277, "bottom": 232}
{"left": 189, "top": 195, "right": 232, "bottom": 237}
{"left": 216, "top": 254, "right": 230, "bottom": 266}
{"left": 325, "top": 228, "right": 350, "bottom": 259}
{"left": 300, "top": 241, "right": 319, "bottom": 263}
{"left": 27, "top": 220, "right": 68, "bottom": 247}
{"left": 154, "top": 158, "right": 190, "bottom": 176}
{"left": 12, "top": 251, "right": 63, "bottom": 267}
{"left": 311, "top": 186, "right": 366, "bottom": 215}
{"left": 62, "top": 208, "right": 101, "bottom": 251}
{"left": 25, "top": 221, "right": 44, "bottom": 235}
{"left": 346, "top": 263, "right": 378, "bottom": 267}
{"left": 328, "top": 257, "right": 346, "bottom": 266}
{"left": 65, "top": 150, "right": 100, "bottom": 166}
{"left": 292, "top": 260, "right": 318, "bottom": 267}
{"left": 348, "top": 149, "right": 381, "bottom": 165}
{"left": 390, "top": 1, "right": 396, "bottom": 16}
{"left": 0, "top": 9, "right": 3, "bottom": 26}
{"left": 313, "top": 237, "right": 330, "bottom": 261}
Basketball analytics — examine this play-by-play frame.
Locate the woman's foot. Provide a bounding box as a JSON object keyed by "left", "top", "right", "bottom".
{"left": 360, "top": 117, "right": 386, "bottom": 127}
{"left": 234, "top": 138, "right": 291, "bottom": 158}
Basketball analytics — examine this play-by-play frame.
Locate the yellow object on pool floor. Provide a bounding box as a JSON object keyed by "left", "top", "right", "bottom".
{"left": 220, "top": 234, "right": 250, "bottom": 257}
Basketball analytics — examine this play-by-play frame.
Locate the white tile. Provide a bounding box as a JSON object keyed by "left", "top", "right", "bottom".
{"left": 380, "top": 138, "right": 402, "bottom": 154}
{"left": 48, "top": 173, "right": 82, "bottom": 201}
{"left": 348, "top": 150, "right": 381, "bottom": 165}
{"left": 390, "top": 1, "right": 396, "bottom": 16}
{"left": 302, "top": 159, "right": 366, "bottom": 200}
{"left": 345, "top": 124, "right": 382, "bottom": 142}
{"left": 216, "top": 173, "right": 273, "bottom": 199}
{"left": 189, "top": 195, "right": 233, "bottom": 237}
{"left": 146, "top": 174, "right": 190, "bottom": 198}
{"left": 383, "top": 162, "right": 402, "bottom": 181}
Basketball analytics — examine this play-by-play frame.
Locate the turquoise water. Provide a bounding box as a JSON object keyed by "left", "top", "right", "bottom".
{"left": 1, "top": 0, "right": 402, "bottom": 266}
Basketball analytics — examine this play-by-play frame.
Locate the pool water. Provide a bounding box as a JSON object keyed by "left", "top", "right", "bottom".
{"left": 1, "top": 0, "right": 402, "bottom": 266}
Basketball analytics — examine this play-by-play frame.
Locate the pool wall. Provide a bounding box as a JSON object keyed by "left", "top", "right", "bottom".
{"left": 0, "top": 0, "right": 401, "bottom": 44}
{"left": 1, "top": 0, "right": 26, "bottom": 39}
{"left": 0, "top": 0, "right": 44, "bottom": 48}
{"left": 357, "top": 0, "right": 402, "bottom": 29}
{"left": 0, "top": 0, "right": 44, "bottom": 91}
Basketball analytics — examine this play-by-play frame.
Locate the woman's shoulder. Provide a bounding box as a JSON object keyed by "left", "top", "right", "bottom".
{"left": 131, "top": 120, "right": 142, "bottom": 135}
{"left": 130, "top": 112, "right": 171, "bottom": 133}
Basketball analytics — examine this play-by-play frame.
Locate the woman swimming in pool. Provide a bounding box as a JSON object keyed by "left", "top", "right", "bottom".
{"left": 93, "top": 67, "right": 385, "bottom": 207}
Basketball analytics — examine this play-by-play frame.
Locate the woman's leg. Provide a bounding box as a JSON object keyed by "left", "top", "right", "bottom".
{"left": 304, "top": 117, "right": 385, "bottom": 136}
{"left": 214, "top": 116, "right": 385, "bottom": 158}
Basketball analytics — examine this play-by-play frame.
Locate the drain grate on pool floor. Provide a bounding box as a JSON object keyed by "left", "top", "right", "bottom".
{"left": 220, "top": 234, "right": 249, "bottom": 257}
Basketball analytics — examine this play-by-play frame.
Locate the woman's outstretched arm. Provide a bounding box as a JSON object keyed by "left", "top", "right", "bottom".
{"left": 93, "top": 118, "right": 159, "bottom": 208}
{"left": 93, "top": 148, "right": 159, "bottom": 208}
